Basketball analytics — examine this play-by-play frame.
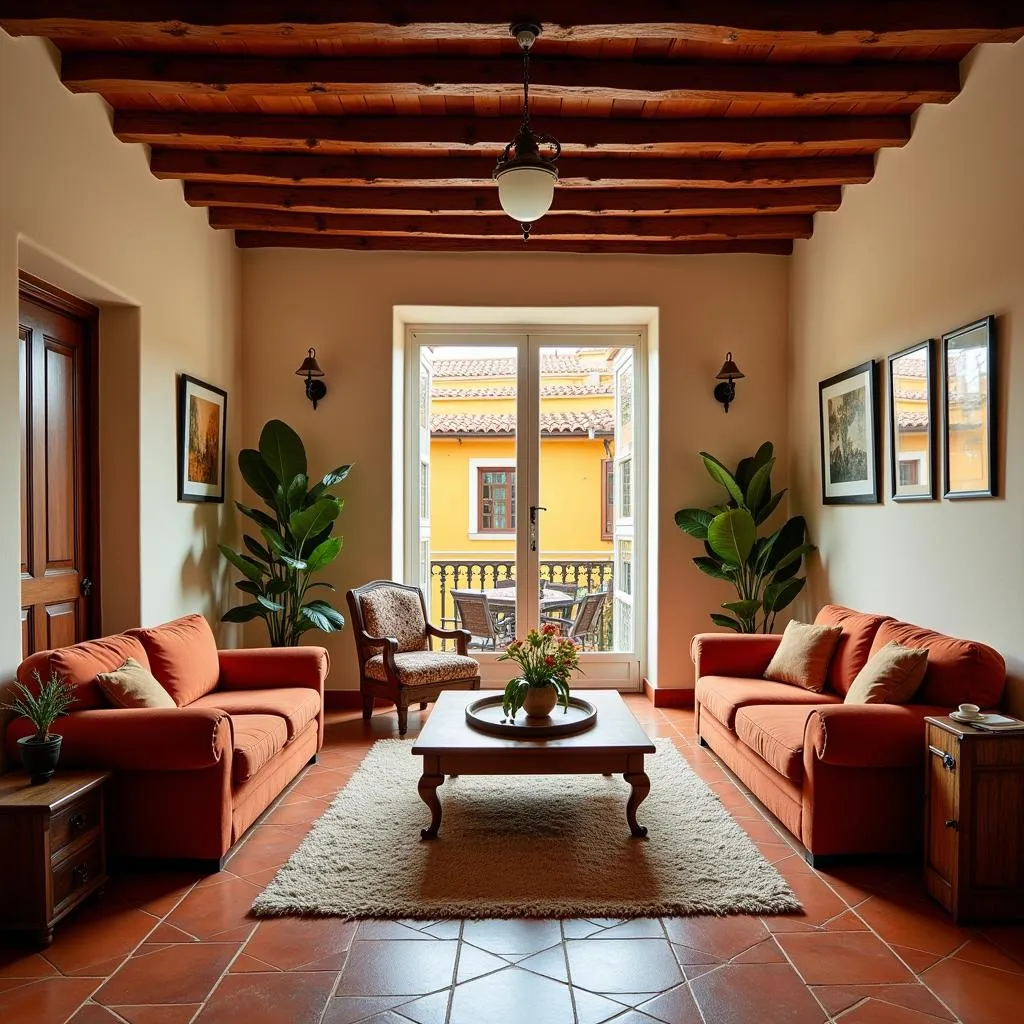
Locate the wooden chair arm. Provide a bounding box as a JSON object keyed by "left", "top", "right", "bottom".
{"left": 427, "top": 623, "right": 471, "bottom": 656}
{"left": 357, "top": 630, "right": 400, "bottom": 679}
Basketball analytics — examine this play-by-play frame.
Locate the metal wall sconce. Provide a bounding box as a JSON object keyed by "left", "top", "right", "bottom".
{"left": 296, "top": 348, "right": 327, "bottom": 409}
{"left": 713, "top": 352, "right": 745, "bottom": 413}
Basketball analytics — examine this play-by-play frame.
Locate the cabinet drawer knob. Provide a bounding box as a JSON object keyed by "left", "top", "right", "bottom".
{"left": 944, "top": 819, "right": 959, "bottom": 831}
{"left": 928, "top": 745, "right": 956, "bottom": 771}
{"left": 72, "top": 863, "right": 90, "bottom": 885}
{"left": 69, "top": 813, "right": 86, "bottom": 830}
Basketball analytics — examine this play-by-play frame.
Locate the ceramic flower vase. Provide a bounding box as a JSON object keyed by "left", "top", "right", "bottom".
{"left": 523, "top": 683, "right": 558, "bottom": 718}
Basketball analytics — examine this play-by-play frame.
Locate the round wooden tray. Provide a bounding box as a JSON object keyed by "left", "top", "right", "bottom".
{"left": 465, "top": 694, "right": 598, "bottom": 738}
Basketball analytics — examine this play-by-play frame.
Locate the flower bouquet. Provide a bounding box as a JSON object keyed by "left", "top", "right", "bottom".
{"left": 498, "top": 623, "right": 583, "bottom": 719}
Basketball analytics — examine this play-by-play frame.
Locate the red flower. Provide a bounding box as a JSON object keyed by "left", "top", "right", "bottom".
{"left": 541, "top": 623, "right": 559, "bottom": 636}
{"left": 544, "top": 655, "right": 555, "bottom": 666}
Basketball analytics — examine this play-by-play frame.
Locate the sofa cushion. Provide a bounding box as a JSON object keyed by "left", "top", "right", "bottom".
{"left": 735, "top": 705, "right": 817, "bottom": 784}
{"left": 870, "top": 621, "right": 1005, "bottom": 709}
{"left": 191, "top": 688, "right": 320, "bottom": 740}
{"left": 230, "top": 713, "right": 288, "bottom": 785}
{"left": 814, "top": 604, "right": 893, "bottom": 695}
{"left": 763, "top": 620, "right": 843, "bottom": 693}
{"left": 19, "top": 635, "right": 152, "bottom": 711}
{"left": 96, "top": 658, "right": 176, "bottom": 709}
{"left": 130, "top": 615, "right": 220, "bottom": 707}
{"left": 365, "top": 651, "right": 479, "bottom": 686}
{"left": 844, "top": 642, "right": 929, "bottom": 705}
{"left": 697, "top": 676, "right": 842, "bottom": 730}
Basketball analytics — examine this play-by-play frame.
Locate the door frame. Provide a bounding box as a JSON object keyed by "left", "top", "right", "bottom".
{"left": 405, "top": 323, "right": 648, "bottom": 689}
{"left": 19, "top": 271, "right": 102, "bottom": 643}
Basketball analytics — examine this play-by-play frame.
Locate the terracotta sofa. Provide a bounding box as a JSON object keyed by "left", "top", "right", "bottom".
{"left": 4, "top": 614, "right": 327, "bottom": 867}
{"left": 692, "top": 605, "right": 1005, "bottom": 865}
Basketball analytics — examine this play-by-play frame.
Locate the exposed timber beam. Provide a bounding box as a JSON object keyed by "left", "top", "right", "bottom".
{"left": 207, "top": 208, "right": 813, "bottom": 239}
{"left": 113, "top": 112, "right": 912, "bottom": 155}
{"left": 61, "top": 52, "right": 961, "bottom": 104}
{"left": 182, "top": 182, "right": 843, "bottom": 216}
{"left": 152, "top": 150, "right": 874, "bottom": 187}
{"left": 232, "top": 232, "right": 794, "bottom": 255}
{"left": 2, "top": 2, "right": 1021, "bottom": 48}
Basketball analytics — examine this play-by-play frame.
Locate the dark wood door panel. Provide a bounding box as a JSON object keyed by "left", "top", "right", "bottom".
{"left": 20, "top": 609, "right": 32, "bottom": 663}
{"left": 44, "top": 603, "right": 78, "bottom": 653}
{"left": 44, "top": 338, "right": 79, "bottom": 571}
{"left": 19, "top": 327, "right": 32, "bottom": 577}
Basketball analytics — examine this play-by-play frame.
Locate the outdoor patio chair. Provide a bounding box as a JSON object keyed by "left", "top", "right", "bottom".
{"left": 542, "top": 590, "right": 609, "bottom": 650}
{"left": 451, "top": 589, "right": 516, "bottom": 650}
{"left": 493, "top": 577, "right": 516, "bottom": 588}
{"left": 543, "top": 580, "right": 580, "bottom": 620}
{"left": 346, "top": 580, "right": 481, "bottom": 736}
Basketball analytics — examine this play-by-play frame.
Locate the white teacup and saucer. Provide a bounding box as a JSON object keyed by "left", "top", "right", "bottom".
{"left": 950, "top": 703, "right": 983, "bottom": 724}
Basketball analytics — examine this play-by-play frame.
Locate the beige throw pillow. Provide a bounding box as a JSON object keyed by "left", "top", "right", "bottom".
{"left": 763, "top": 620, "right": 843, "bottom": 693}
{"left": 96, "top": 657, "right": 175, "bottom": 709}
{"left": 844, "top": 641, "right": 929, "bottom": 705}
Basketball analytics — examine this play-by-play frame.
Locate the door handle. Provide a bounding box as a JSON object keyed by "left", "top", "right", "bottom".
{"left": 80, "top": 578, "right": 93, "bottom": 597}
{"left": 529, "top": 506, "right": 547, "bottom": 553}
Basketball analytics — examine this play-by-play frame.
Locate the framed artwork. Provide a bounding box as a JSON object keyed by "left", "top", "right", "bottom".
{"left": 818, "top": 360, "right": 879, "bottom": 505}
{"left": 943, "top": 315, "right": 996, "bottom": 499}
{"left": 887, "top": 339, "right": 936, "bottom": 501}
{"left": 177, "top": 373, "right": 227, "bottom": 503}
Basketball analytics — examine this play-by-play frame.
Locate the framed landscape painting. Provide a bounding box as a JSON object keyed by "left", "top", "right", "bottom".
{"left": 888, "top": 339, "right": 936, "bottom": 501}
{"left": 818, "top": 360, "right": 879, "bottom": 505}
{"left": 943, "top": 315, "right": 996, "bottom": 499}
{"left": 177, "top": 373, "right": 227, "bottom": 503}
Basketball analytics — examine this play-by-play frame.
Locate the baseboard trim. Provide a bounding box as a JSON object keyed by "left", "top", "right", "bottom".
{"left": 324, "top": 691, "right": 392, "bottom": 710}
{"left": 642, "top": 679, "right": 695, "bottom": 708}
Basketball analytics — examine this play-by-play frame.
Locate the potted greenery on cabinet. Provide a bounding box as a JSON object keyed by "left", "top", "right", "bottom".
{"left": 674, "top": 442, "right": 813, "bottom": 634}
{"left": 220, "top": 419, "right": 351, "bottom": 646}
{"left": 1, "top": 672, "right": 77, "bottom": 784}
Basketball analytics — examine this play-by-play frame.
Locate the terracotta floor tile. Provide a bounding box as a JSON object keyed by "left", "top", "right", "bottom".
{"left": 322, "top": 995, "right": 419, "bottom": 1024}
{"left": 731, "top": 938, "right": 786, "bottom": 963}
{"left": 636, "top": 983, "right": 704, "bottom": 1024}
{"left": 229, "top": 953, "right": 279, "bottom": 973}
{"left": 662, "top": 914, "right": 768, "bottom": 959}
{"left": 164, "top": 874, "right": 262, "bottom": 940}
{"left": 777, "top": 930, "right": 915, "bottom": 985}
{"left": 95, "top": 942, "right": 239, "bottom": 1005}
{"left": 690, "top": 964, "right": 826, "bottom": 1024}
{"left": 835, "top": 1001, "right": 958, "bottom": 1023}
{"left": 223, "top": 824, "right": 310, "bottom": 877}
{"left": 261, "top": 795, "right": 333, "bottom": 825}
{"left": 194, "top": 970, "right": 336, "bottom": 1023}
{"left": 810, "top": 982, "right": 954, "bottom": 1019}
{"left": 821, "top": 909, "right": 870, "bottom": 932}
{"left": 242, "top": 915, "right": 356, "bottom": 971}
{"left": 764, "top": 857, "right": 849, "bottom": 930}
{"left": 0, "top": 947, "right": 61, "bottom": 980}
{"left": 67, "top": 1004, "right": 124, "bottom": 1022}
{"left": 103, "top": 871, "right": 201, "bottom": 918}
{"left": 335, "top": 940, "right": 457, "bottom": 996}
{"left": 978, "top": 924, "right": 1024, "bottom": 968}
{"left": 0, "top": 976, "right": 99, "bottom": 1024}
{"left": 857, "top": 892, "right": 971, "bottom": 957}
{"left": 449, "top": 967, "right": 575, "bottom": 1024}
{"left": 565, "top": 938, "right": 682, "bottom": 993}
{"left": 111, "top": 1005, "right": 203, "bottom": 1024}
{"left": 42, "top": 904, "right": 158, "bottom": 976}
{"left": 462, "top": 919, "right": 561, "bottom": 956}
{"left": 891, "top": 945, "right": 944, "bottom": 975}
{"left": 924, "top": 956, "right": 1024, "bottom": 1024}
{"left": 953, "top": 937, "right": 1024, "bottom": 974}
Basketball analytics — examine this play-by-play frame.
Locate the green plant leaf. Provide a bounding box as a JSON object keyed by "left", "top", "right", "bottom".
{"left": 306, "top": 581, "right": 337, "bottom": 592}
{"left": 265, "top": 579, "right": 289, "bottom": 595}
{"left": 222, "top": 603, "right": 267, "bottom": 623}
{"left": 693, "top": 556, "right": 733, "bottom": 581}
{"left": 674, "top": 508, "right": 713, "bottom": 539}
{"left": 238, "top": 449, "right": 278, "bottom": 501}
{"left": 218, "top": 544, "right": 266, "bottom": 583}
{"left": 723, "top": 599, "right": 761, "bottom": 620}
{"left": 754, "top": 489, "right": 786, "bottom": 525}
{"left": 764, "top": 577, "right": 806, "bottom": 613}
{"left": 235, "top": 580, "right": 262, "bottom": 596}
{"left": 279, "top": 554, "right": 308, "bottom": 571}
{"left": 707, "top": 508, "right": 756, "bottom": 566}
{"left": 286, "top": 473, "right": 309, "bottom": 512}
{"left": 289, "top": 498, "right": 341, "bottom": 543}
{"left": 710, "top": 613, "right": 743, "bottom": 631}
{"left": 751, "top": 441, "right": 775, "bottom": 472}
{"left": 306, "top": 537, "right": 342, "bottom": 572}
{"left": 321, "top": 464, "right": 352, "bottom": 488}
{"left": 745, "top": 458, "right": 775, "bottom": 513}
{"left": 260, "top": 527, "right": 290, "bottom": 558}
{"left": 699, "top": 452, "right": 745, "bottom": 505}
{"left": 258, "top": 419, "right": 307, "bottom": 483}
{"left": 243, "top": 535, "right": 272, "bottom": 563}
{"left": 235, "top": 502, "right": 278, "bottom": 532}
{"left": 257, "top": 595, "right": 285, "bottom": 612}
{"left": 761, "top": 515, "right": 807, "bottom": 573}
{"left": 771, "top": 542, "right": 815, "bottom": 575}
{"left": 300, "top": 600, "right": 345, "bottom": 632}
{"left": 734, "top": 455, "right": 756, "bottom": 494}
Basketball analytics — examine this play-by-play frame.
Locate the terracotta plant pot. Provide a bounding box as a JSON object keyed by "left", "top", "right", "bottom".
{"left": 523, "top": 684, "right": 558, "bottom": 719}
{"left": 18, "top": 734, "right": 62, "bottom": 785}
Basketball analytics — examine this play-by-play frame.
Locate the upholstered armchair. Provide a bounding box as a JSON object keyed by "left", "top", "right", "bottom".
{"left": 346, "top": 580, "right": 481, "bottom": 735}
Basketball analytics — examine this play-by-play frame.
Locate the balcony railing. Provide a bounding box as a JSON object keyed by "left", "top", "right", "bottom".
{"left": 430, "top": 559, "right": 615, "bottom": 651}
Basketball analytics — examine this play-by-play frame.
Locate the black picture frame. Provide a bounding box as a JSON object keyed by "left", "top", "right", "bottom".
{"left": 942, "top": 315, "right": 996, "bottom": 499}
{"left": 177, "top": 373, "right": 228, "bottom": 503}
{"left": 888, "top": 339, "right": 936, "bottom": 502}
{"left": 818, "top": 360, "right": 880, "bottom": 505}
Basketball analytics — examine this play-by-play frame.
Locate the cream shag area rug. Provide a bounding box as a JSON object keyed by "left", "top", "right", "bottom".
{"left": 251, "top": 738, "right": 800, "bottom": 920}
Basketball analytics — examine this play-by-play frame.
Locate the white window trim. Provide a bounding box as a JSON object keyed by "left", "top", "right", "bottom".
{"left": 468, "top": 457, "right": 516, "bottom": 540}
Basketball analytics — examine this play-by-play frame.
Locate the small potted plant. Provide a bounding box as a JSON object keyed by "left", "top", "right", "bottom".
{"left": 499, "top": 624, "right": 583, "bottom": 720}
{"left": 0, "top": 671, "right": 77, "bottom": 785}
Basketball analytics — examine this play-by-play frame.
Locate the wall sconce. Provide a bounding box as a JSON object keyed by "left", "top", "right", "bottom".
{"left": 713, "top": 352, "right": 745, "bottom": 413}
{"left": 296, "top": 348, "right": 327, "bottom": 410}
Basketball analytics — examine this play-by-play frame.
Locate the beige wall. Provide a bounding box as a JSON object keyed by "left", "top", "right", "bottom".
{"left": 0, "top": 32, "right": 242, "bottom": 683}
{"left": 242, "top": 249, "right": 791, "bottom": 690}
{"left": 789, "top": 41, "right": 1024, "bottom": 710}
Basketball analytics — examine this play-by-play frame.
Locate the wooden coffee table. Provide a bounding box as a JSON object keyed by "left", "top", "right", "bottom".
{"left": 411, "top": 690, "right": 656, "bottom": 840}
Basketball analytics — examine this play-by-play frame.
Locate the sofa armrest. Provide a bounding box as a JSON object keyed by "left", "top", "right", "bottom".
{"left": 690, "top": 633, "right": 783, "bottom": 680}
{"left": 217, "top": 647, "right": 329, "bottom": 693}
{"left": 7, "top": 708, "right": 230, "bottom": 771}
{"left": 806, "top": 704, "right": 947, "bottom": 769}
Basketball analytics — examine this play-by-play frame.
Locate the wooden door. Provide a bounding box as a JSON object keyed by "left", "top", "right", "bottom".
{"left": 19, "top": 277, "right": 99, "bottom": 657}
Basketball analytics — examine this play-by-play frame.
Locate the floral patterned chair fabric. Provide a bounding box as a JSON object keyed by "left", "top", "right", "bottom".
{"left": 346, "top": 580, "right": 481, "bottom": 735}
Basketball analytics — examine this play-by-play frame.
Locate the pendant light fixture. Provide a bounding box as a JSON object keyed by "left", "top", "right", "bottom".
{"left": 493, "top": 22, "right": 561, "bottom": 240}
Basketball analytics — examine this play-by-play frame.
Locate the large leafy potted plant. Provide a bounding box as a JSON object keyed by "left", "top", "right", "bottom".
{"left": 499, "top": 624, "right": 583, "bottom": 719}
{"left": 220, "top": 419, "right": 350, "bottom": 646}
{"left": 1, "top": 672, "right": 77, "bottom": 784}
{"left": 674, "top": 442, "right": 814, "bottom": 634}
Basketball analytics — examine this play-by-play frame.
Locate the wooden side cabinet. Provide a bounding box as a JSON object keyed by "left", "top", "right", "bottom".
{"left": 0, "top": 770, "right": 111, "bottom": 944}
{"left": 924, "top": 716, "right": 1024, "bottom": 923}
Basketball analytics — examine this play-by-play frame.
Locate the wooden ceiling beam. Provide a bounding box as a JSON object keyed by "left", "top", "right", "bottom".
{"left": 232, "top": 232, "right": 794, "bottom": 255}
{"left": 62, "top": 52, "right": 961, "bottom": 104}
{"left": 183, "top": 182, "right": 843, "bottom": 216}
{"left": 114, "top": 112, "right": 912, "bottom": 154}
{"left": 2, "top": 2, "right": 1020, "bottom": 48}
{"left": 152, "top": 150, "right": 874, "bottom": 187}
{"left": 208, "top": 208, "right": 813, "bottom": 239}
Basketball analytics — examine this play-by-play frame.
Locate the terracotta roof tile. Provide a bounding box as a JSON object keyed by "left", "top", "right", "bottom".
{"left": 432, "top": 383, "right": 612, "bottom": 399}
{"left": 432, "top": 409, "right": 614, "bottom": 436}
{"left": 897, "top": 411, "right": 930, "bottom": 430}
{"left": 432, "top": 355, "right": 591, "bottom": 378}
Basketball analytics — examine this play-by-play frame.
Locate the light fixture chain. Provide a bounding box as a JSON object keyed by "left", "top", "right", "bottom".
{"left": 521, "top": 44, "right": 531, "bottom": 129}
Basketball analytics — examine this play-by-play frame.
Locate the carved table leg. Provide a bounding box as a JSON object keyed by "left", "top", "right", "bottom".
{"left": 418, "top": 773, "right": 444, "bottom": 840}
{"left": 624, "top": 770, "right": 651, "bottom": 838}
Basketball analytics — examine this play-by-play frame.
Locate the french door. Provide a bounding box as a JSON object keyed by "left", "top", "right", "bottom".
{"left": 407, "top": 327, "right": 646, "bottom": 688}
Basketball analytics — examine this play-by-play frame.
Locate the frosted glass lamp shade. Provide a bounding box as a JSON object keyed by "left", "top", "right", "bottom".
{"left": 495, "top": 165, "right": 557, "bottom": 223}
